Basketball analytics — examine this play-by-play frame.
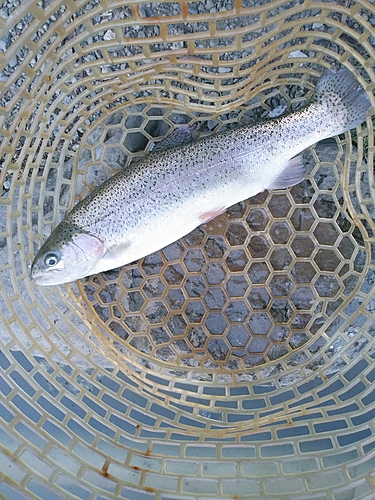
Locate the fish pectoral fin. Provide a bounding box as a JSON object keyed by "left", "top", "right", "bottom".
{"left": 199, "top": 206, "right": 227, "bottom": 224}
{"left": 269, "top": 155, "right": 305, "bottom": 190}
{"left": 101, "top": 241, "right": 131, "bottom": 264}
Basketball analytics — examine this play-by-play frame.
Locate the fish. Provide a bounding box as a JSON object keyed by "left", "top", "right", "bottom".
{"left": 31, "top": 69, "right": 371, "bottom": 286}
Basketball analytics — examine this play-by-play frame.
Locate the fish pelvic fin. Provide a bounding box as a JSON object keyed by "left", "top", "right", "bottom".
{"left": 269, "top": 155, "right": 305, "bottom": 190}
{"left": 314, "top": 68, "right": 371, "bottom": 135}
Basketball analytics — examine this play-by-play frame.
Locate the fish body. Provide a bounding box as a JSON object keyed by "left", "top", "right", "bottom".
{"left": 31, "top": 69, "right": 371, "bottom": 285}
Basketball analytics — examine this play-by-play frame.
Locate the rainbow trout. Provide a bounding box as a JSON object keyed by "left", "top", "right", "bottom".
{"left": 31, "top": 69, "right": 370, "bottom": 285}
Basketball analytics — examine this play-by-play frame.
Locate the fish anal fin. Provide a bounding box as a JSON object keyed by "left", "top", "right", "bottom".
{"left": 199, "top": 206, "right": 227, "bottom": 224}
{"left": 269, "top": 155, "right": 305, "bottom": 190}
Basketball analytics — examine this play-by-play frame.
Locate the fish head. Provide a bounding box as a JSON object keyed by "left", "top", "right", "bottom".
{"left": 31, "top": 221, "right": 105, "bottom": 286}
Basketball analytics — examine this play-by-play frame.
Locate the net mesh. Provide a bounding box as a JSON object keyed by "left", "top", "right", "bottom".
{"left": 1, "top": 0, "right": 375, "bottom": 498}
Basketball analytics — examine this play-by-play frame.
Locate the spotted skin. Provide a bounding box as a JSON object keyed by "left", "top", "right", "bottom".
{"left": 31, "top": 69, "right": 371, "bottom": 285}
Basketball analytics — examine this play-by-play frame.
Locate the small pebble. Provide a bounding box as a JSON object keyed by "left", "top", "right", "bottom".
{"left": 104, "top": 29, "right": 116, "bottom": 41}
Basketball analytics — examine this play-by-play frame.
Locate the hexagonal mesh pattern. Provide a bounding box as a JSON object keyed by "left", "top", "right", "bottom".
{"left": 76, "top": 110, "right": 369, "bottom": 375}
{"left": 1, "top": 1, "right": 375, "bottom": 499}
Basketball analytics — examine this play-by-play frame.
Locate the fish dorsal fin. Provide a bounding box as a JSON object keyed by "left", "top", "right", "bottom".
{"left": 151, "top": 125, "right": 198, "bottom": 152}
{"left": 269, "top": 155, "right": 305, "bottom": 190}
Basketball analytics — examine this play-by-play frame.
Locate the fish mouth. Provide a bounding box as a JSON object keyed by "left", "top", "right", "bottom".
{"left": 31, "top": 272, "right": 64, "bottom": 286}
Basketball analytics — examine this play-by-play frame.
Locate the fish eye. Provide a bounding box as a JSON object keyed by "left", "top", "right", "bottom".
{"left": 44, "top": 251, "right": 61, "bottom": 267}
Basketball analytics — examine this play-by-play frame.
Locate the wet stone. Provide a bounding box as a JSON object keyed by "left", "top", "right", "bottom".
{"left": 165, "top": 289, "right": 185, "bottom": 310}
{"left": 269, "top": 326, "right": 289, "bottom": 342}
{"left": 123, "top": 131, "right": 149, "bottom": 152}
{"left": 87, "top": 126, "right": 105, "bottom": 146}
{"left": 269, "top": 248, "right": 293, "bottom": 271}
{"left": 227, "top": 201, "right": 246, "bottom": 219}
{"left": 248, "top": 262, "right": 270, "bottom": 284}
{"left": 269, "top": 221, "right": 292, "bottom": 244}
{"left": 270, "top": 299, "right": 293, "bottom": 323}
{"left": 246, "top": 207, "right": 269, "bottom": 231}
{"left": 104, "top": 147, "right": 127, "bottom": 169}
{"left": 167, "top": 314, "right": 187, "bottom": 336}
{"left": 204, "top": 288, "right": 227, "bottom": 310}
{"left": 162, "top": 241, "right": 185, "bottom": 261}
{"left": 164, "top": 263, "right": 185, "bottom": 285}
{"left": 268, "top": 194, "right": 292, "bottom": 218}
{"left": 227, "top": 325, "right": 250, "bottom": 347}
{"left": 226, "top": 249, "right": 248, "bottom": 272}
{"left": 290, "top": 287, "right": 315, "bottom": 310}
{"left": 184, "top": 248, "right": 205, "bottom": 272}
{"left": 185, "top": 275, "right": 206, "bottom": 298}
{"left": 204, "top": 236, "right": 226, "bottom": 259}
{"left": 269, "top": 275, "right": 294, "bottom": 297}
{"left": 313, "top": 222, "right": 339, "bottom": 245}
{"left": 104, "top": 127, "right": 123, "bottom": 144}
{"left": 172, "top": 339, "right": 192, "bottom": 354}
{"left": 337, "top": 237, "right": 355, "bottom": 260}
{"left": 129, "top": 335, "right": 152, "bottom": 354}
{"left": 142, "top": 253, "right": 164, "bottom": 275}
{"left": 247, "top": 235, "right": 270, "bottom": 259}
{"left": 143, "top": 277, "right": 165, "bottom": 298}
{"left": 104, "top": 111, "right": 124, "bottom": 125}
{"left": 289, "top": 333, "right": 309, "bottom": 349}
{"left": 184, "top": 227, "right": 205, "bottom": 246}
{"left": 208, "top": 339, "right": 229, "bottom": 361}
{"left": 248, "top": 338, "right": 270, "bottom": 354}
{"left": 226, "top": 275, "right": 248, "bottom": 297}
{"left": 336, "top": 212, "right": 352, "bottom": 233}
{"left": 268, "top": 344, "right": 289, "bottom": 361}
{"left": 248, "top": 312, "right": 272, "bottom": 335}
{"left": 112, "top": 305, "right": 123, "bottom": 319}
{"left": 326, "top": 297, "right": 344, "bottom": 316}
{"left": 225, "top": 222, "right": 248, "bottom": 246}
{"left": 205, "top": 313, "right": 227, "bottom": 335}
{"left": 244, "top": 356, "right": 266, "bottom": 367}
{"left": 290, "top": 179, "right": 315, "bottom": 204}
{"left": 150, "top": 327, "right": 170, "bottom": 345}
{"left": 291, "top": 262, "right": 316, "bottom": 283}
{"left": 225, "top": 301, "right": 249, "bottom": 322}
{"left": 123, "top": 267, "right": 143, "bottom": 288}
{"left": 155, "top": 347, "right": 176, "bottom": 362}
{"left": 108, "top": 321, "right": 129, "bottom": 340}
{"left": 352, "top": 227, "right": 365, "bottom": 247}
{"left": 314, "top": 249, "right": 341, "bottom": 272}
{"left": 247, "top": 287, "right": 271, "bottom": 310}
{"left": 144, "top": 119, "right": 170, "bottom": 138}
{"left": 124, "top": 114, "right": 144, "bottom": 128}
{"left": 187, "top": 327, "right": 207, "bottom": 348}
{"left": 122, "top": 291, "right": 145, "bottom": 313}
{"left": 124, "top": 315, "right": 147, "bottom": 333}
{"left": 143, "top": 301, "right": 168, "bottom": 324}
{"left": 205, "top": 262, "right": 226, "bottom": 285}
{"left": 290, "top": 207, "right": 315, "bottom": 231}
{"left": 292, "top": 313, "right": 311, "bottom": 330}
{"left": 314, "top": 275, "right": 341, "bottom": 298}
{"left": 248, "top": 190, "right": 268, "bottom": 205}
{"left": 313, "top": 194, "right": 337, "bottom": 218}
{"left": 291, "top": 235, "right": 315, "bottom": 258}
{"left": 98, "top": 284, "right": 120, "bottom": 304}
{"left": 354, "top": 250, "right": 366, "bottom": 273}
{"left": 184, "top": 301, "right": 205, "bottom": 323}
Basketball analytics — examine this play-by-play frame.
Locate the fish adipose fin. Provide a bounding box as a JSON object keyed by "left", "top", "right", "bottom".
{"left": 269, "top": 155, "right": 305, "bottom": 190}
{"left": 314, "top": 68, "right": 371, "bottom": 135}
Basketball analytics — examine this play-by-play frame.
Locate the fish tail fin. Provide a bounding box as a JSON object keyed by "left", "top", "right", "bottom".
{"left": 314, "top": 68, "right": 371, "bottom": 135}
